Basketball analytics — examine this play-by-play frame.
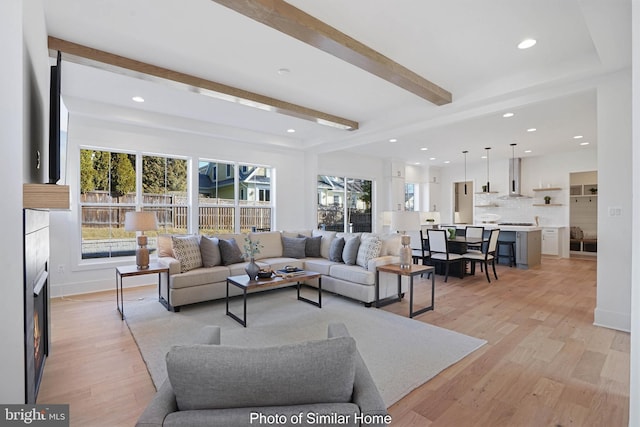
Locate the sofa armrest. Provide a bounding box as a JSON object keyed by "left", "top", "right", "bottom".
{"left": 328, "top": 323, "right": 388, "bottom": 426}
{"left": 366, "top": 255, "right": 400, "bottom": 272}
{"left": 159, "top": 256, "right": 181, "bottom": 276}
{"left": 135, "top": 380, "right": 178, "bottom": 427}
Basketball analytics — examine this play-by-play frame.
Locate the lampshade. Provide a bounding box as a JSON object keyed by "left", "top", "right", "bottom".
{"left": 381, "top": 211, "right": 392, "bottom": 227}
{"left": 124, "top": 211, "right": 158, "bottom": 232}
{"left": 390, "top": 211, "right": 420, "bottom": 233}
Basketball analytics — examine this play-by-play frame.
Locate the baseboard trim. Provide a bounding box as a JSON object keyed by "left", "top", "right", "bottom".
{"left": 594, "top": 307, "right": 631, "bottom": 332}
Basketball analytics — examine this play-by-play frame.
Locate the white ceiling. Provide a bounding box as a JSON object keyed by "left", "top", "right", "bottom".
{"left": 43, "top": 0, "right": 631, "bottom": 167}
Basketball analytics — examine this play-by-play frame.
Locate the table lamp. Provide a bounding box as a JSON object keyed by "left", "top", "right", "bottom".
{"left": 390, "top": 211, "right": 421, "bottom": 269}
{"left": 124, "top": 211, "right": 158, "bottom": 269}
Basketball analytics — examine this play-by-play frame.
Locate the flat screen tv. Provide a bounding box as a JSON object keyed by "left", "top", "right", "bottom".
{"left": 48, "top": 51, "right": 68, "bottom": 184}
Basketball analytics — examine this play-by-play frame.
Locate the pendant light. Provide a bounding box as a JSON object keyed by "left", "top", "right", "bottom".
{"left": 484, "top": 147, "right": 491, "bottom": 192}
{"left": 510, "top": 143, "right": 517, "bottom": 193}
{"left": 462, "top": 150, "right": 468, "bottom": 195}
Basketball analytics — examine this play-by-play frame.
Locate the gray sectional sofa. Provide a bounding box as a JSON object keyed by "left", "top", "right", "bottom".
{"left": 157, "top": 229, "right": 403, "bottom": 311}
{"left": 135, "top": 323, "right": 389, "bottom": 427}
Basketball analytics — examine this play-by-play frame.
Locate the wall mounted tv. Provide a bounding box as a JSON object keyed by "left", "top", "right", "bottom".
{"left": 48, "top": 50, "right": 68, "bottom": 185}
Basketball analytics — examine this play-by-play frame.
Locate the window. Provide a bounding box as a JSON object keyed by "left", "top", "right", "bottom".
{"left": 405, "top": 183, "right": 417, "bottom": 211}
{"left": 317, "top": 175, "right": 372, "bottom": 232}
{"left": 79, "top": 149, "right": 188, "bottom": 260}
{"left": 198, "top": 160, "right": 273, "bottom": 234}
{"left": 141, "top": 155, "right": 188, "bottom": 236}
{"left": 79, "top": 149, "right": 137, "bottom": 259}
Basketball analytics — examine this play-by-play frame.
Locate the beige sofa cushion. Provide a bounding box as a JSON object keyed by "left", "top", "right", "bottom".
{"left": 250, "top": 232, "right": 282, "bottom": 260}
{"left": 329, "top": 264, "right": 376, "bottom": 286}
{"left": 171, "top": 266, "right": 230, "bottom": 290}
{"left": 312, "top": 230, "right": 337, "bottom": 259}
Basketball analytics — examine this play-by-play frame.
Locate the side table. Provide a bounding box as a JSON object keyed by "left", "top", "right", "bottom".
{"left": 115, "top": 262, "right": 169, "bottom": 320}
{"left": 375, "top": 263, "right": 435, "bottom": 318}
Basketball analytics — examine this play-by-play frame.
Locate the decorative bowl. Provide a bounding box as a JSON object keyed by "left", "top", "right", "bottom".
{"left": 257, "top": 271, "right": 273, "bottom": 279}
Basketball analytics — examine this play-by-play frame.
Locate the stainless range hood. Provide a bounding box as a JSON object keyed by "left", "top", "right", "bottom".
{"left": 499, "top": 157, "right": 531, "bottom": 199}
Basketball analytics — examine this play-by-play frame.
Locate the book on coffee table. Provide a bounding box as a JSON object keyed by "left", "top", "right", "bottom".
{"left": 276, "top": 267, "right": 305, "bottom": 276}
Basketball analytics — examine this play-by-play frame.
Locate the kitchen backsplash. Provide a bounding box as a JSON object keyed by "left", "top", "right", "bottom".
{"left": 474, "top": 191, "right": 566, "bottom": 226}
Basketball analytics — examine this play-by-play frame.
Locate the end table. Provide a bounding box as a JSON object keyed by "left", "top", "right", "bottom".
{"left": 115, "top": 262, "right": 169, "bottom": 320}
{"left": 375, "top": 263, "right": 435, "bottom": 318}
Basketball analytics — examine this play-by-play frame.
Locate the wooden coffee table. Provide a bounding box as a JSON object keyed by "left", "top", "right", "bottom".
{"left": 226, "top": 271, "right": 322, "bottom": 327}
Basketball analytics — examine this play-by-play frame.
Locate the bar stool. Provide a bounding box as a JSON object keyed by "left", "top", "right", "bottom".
{"left": 496, "top": 241, "right": 516, "bottom": 267}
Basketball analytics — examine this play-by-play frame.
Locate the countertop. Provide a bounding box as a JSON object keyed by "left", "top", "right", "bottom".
{"left": 440, "top": 223, "right": 542, "bottom": 232}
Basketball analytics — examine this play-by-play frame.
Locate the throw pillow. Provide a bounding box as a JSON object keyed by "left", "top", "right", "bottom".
{"left": 356, "top": 236, "right": 382, "bottom": 268}
{"left": 157, "top": 234, "right": 175, "bottom": 257}
{"left": 329, "top": 237, "right": 345, "bottom": 262}
{"left": 342, "top": 236, "right": 361, "bottom": 265}
{"left": 199, "top": 236, "right": 221, "bottom": 267}
{"left": 302, "top": 234, "right": 322, "bottom": 258}
{"left": 166, "top": 337, "right": 357, "bottom": 411}
{"left": 282, "top": 236, "right": 307, "bottom": 259}
{"left": 218, "top": 238, "right": 245, "bottom": 265}
{"left": 171, "top": 236, "right": 203, "bottom": 273}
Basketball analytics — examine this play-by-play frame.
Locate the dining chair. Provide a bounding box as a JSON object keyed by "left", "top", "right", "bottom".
{"left": 465, "top": 226, "right": 485, "bottom": 251}
{"left": 463, "top": 229, "right": 500, "bottom": 283}
{"left": 426, "top": 229, "right": 464, "bottom": 282}
{"left": 410, "top": 230, "right": 428, "bottom": 265}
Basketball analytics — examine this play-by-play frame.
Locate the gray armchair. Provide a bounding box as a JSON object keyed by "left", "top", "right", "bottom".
{"left": 136, "top": 323, "right": 389, "bottom": 427}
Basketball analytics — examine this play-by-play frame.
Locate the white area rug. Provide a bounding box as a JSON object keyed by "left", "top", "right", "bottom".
{"left": 125, "top": 288, "right": 486, "bottom": 407}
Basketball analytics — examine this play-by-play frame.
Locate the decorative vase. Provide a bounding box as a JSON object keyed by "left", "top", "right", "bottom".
{"left": 245, "top": 258, "right": 260, "bottom": 280}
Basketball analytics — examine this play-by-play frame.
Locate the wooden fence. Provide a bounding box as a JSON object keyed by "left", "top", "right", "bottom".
{"left": 80, "top": 191, "right": 271, "bottom": 232}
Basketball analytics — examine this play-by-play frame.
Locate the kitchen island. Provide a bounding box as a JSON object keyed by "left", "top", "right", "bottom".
{"left": 441, "top": 224, "right": 542, "bottom": 269}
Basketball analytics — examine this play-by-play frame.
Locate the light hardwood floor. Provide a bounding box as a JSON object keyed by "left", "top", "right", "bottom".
{"left": 37, "top": 256, "right": 629, "bottom": 426}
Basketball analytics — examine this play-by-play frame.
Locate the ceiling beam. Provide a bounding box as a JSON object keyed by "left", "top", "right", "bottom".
{"left": 47, "top": 36, "right": 359, "bottom": 131}
{"left": 211, "top": 0, "right": 452, "bottom": 106}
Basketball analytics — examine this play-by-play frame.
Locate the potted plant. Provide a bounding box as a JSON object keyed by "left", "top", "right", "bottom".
{"left": 544, "top": 196, "right": 551, "bottom": 205}
{"left": 243, "top": 236, "right": 263, "bottom": 280}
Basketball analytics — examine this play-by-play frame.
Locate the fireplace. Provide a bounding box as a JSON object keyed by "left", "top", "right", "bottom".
{"left": 24, "top": 209, "right": 50, "bottom": 404}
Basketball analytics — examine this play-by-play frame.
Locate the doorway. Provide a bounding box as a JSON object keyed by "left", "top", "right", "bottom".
{"left": 569, "top": 171, "right": 597, "bottom": 256}
{"left": 454, "top": 181, "right": 473, "bottom": 224}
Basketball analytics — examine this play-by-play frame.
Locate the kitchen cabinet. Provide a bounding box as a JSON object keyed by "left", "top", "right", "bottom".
{"left": 496, "top": 229, "right": 541, "bottom": 269}
{"left": 541, "top": 228, "right": 560, "bottom": 255}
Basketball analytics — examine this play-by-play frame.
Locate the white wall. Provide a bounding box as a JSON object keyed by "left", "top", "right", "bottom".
{"left": 629, "top": 1, "right": 639, "bottom": 424}
{"left": 0, "top": 0, "right": 26, "bottom": 404}
{"left": 1, "top": 0, "right": 49, "bottom": 403}
{"left": 595, "top": 71, "right": 633, "bottom": 332}
{"left": 49, "top": 115, "right": 309, "bottom": 296}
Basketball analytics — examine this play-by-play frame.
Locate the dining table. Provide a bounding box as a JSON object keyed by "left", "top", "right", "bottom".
{"left": 422, "top": 235, "right": 489, "bottom": 278}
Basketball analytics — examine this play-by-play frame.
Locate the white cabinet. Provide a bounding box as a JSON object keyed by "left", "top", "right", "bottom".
{"left": 541, "top": 228, "right": 560, "bottom": 255}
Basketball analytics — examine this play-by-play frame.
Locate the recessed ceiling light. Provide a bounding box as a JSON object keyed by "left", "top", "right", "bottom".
{"left": 414, "top": 162, "right": 421, "bottom": 165}
{"left": 518, "top": 39, "right": 537, "bottom": 49}
{"left": 443, "top": 160, "right": 451, "bottom": 164}
{"left": 132, "top": 96, "right": 145, "bottom": 103}
{"left": 524, "top": 150, "right": 532, "bottom": 153}
{"left": 527, "top": 128, "right": 537, "bottom": 132}
{"left": 573, "top": 135, "right": 583, "bottom": 139}
{"left": 481, "top": 156, "right": 487, "bottom": 159}
{"left": 429, "top": 157, "right": 436, "bottom": 161}
{"left": 389, "top": 138, "right": 398, "bottom": 143}
{"left": 287, "top": 128, "right": 296, "bottom": 133}
{"left": 277, "top": 68, "right": 291, "bottom": 75}
{"left": 580, "top": 142, "right": 590, "bottom": 146}
{"left": 420, "top": 147, "right": 428, "bottom": 151}
{"left": 503, "top": 112, "right": 515, "bottom": 118}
